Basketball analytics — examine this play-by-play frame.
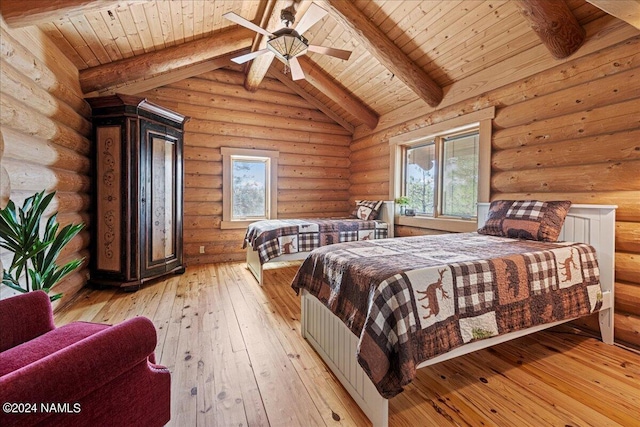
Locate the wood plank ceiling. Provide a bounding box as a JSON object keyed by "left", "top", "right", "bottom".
{"left": 1, "top": 0, "right": 614, "bottom": 131}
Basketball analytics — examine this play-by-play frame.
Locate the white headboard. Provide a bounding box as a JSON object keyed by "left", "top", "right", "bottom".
{"left": 378, "top": 201, "right": 395, "bottom": 237}
{"left": 477, "top": 203, "right": 616, "bottom": 293}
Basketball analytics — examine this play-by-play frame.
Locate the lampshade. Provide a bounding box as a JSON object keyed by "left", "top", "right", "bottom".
{"left": 267, "top": 28, "right": 308, "bottom": 63}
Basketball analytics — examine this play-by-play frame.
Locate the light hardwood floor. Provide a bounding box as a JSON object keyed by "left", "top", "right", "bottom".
{"left": 55, "top": 262, "right": 640, "bottom": 426}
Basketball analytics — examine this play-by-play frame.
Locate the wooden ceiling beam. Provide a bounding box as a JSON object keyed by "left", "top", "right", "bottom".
{"left": 244, "top": 0, "right": 312, "bottom": 92}
{"left": 297, "top": 56, "right": 378, "bottom": 129}
{"left": 80, "top": 27, "right": 254, "bottom": 94}
{"left": 323, "top": 0, "right": 443, "bottom": 108}
{"left": 514, "top": 0, "right": 586, "bottom": 59}
{"left": 586, "top": 0, "right": 640, "bottom": 30}
{"left": 87, "top": 49, "right": 251, "bottom": 97}
{"left": 0, "top": 0, "right": 121, "bottom": 27}
{"left": 268, "top": 68, "right": 354, "bottom": 133}
{"left": 244, "top": 0, "right": 286, "bottom": 92}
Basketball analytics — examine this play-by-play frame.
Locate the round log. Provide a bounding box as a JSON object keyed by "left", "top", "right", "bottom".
{"left": 184, "top": 174, "right": 222, "bottom": 190}
{"left": 3, "top": 158, "right": 90, "bottom": 193}
{"left": 278, "top": 189, "right": 350, "bottom": 202}
{"left": 278, "top": 153, "right": 350, "bottom": 169}
{"left": 615, "top": 281, "right": 640, "bottom": 316}
{"left": 186, "top": 119, "right": 351, "bottom": 146}
{"left": 491, "top": 160, "right": 640, "bottom": 193}
{"left": 168, "top": 77, "right": 312, "bottom": 109}
{"left": 2, "top": 127, "right": 90, "bottom": 173}
{"left": 0, "top": 26, "right": 89, "bottom": 116}
{"left": 184, "top": 160, "right": 222, "bottom": 176}
{"left": 492, "top": 128, "right": 640, "bottom": 171}
{"left": 145, "top": 96, "right": 349, "bottom": 136}
{"left": 616, "top": 252, "right": 640, "bottom": 284}
{"left": 184, "top": 201, "right": 222, "bottom": 217}
{"left": 278, "top": 200, "right": 351, "bottom": 214}
{"left": 616, "top": 221, "right": 640, "bottom": 253}
{"left": 278, "top": 165, "right": 349, "bottom": 180}
{"left": 514, "top": 0, "right": 585, "bottom": 59}
{"left": 493, "top": 98, "right": 640, "bottom": 150}
{"left": 186, "top": 133, "right": 351, "bottom": 158}
{"left": 279, "top": 177, "right": 350, "bottom": 191}
{"left": 494, "top": 68, "right": 640, "bottom": 130}
{"left": 0, "top": 61, "right": 91, "bottom": 136}
{"left": 184, "top": 188, "right": 222, "bottom": 203}
{"left": 0, "top": 92, "right": 91, "bottom": 155}
{"left": 144, "top": 86, "right": 334, "bottom": 123}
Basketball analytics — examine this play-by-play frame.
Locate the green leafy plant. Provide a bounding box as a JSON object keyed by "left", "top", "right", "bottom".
{"left": 395, "top": 196, "right": 410, "bottom": 206}
{"left": 0, "top": 191, "right": 84, "bottom": 302}
{"left": 395, "top": 196, "right": 410, "bottom": 215}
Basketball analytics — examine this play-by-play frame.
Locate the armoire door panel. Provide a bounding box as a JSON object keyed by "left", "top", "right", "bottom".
{"left": 95, "top": 126, "right": 122, "bottom": 273}
{"left": 142, "top": 125, "right": 180, "bottom": 278}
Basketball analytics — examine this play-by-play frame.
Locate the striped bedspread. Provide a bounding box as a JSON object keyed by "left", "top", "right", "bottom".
{"left": 244, "top": 218, "right": 388, "bottom": 264}
{"left": 291, "top": 232, "right": 603, "bottom": 398}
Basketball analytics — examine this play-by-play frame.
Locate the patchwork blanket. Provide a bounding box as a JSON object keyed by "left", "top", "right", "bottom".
{"left": 291, "top": 233, "right": 602, "bottom": 398}
{"left": 244, "top": 218, "right": 388, "bottom": 264}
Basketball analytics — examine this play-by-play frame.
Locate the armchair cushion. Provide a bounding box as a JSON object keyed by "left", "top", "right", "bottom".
{"left": 0, "top": 291, "right": 54, "bottom": 352}
{"left": 0, "top": 321, "right": 109, "bottom": 376}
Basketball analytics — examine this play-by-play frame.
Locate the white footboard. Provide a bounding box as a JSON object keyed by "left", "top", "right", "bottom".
{"left": 301, "top": 289, "right": 389, "bottom": 427}
{"left": 246, "top": 246, "right": 309, "bottom": 285}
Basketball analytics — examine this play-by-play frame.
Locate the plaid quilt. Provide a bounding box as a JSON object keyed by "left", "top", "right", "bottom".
{"left": 244, "top": 218, "right": 388, "bottom": 264}
{"left": 291, "top": 233, "right": 603, "bottom": 398}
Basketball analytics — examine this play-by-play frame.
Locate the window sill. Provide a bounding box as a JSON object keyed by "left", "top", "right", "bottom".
{"left": 396, "top": 215, "right": 478, "bottom": 233}
{"left": 221, "top": 220, "right": 259, "bottom": 230}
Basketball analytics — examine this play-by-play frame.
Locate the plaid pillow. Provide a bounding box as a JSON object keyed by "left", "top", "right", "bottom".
{"left": 350, "top": 200, "right": 383, "bottom": 220}
{"left": 478, "top": 200, "right": 571, "bottom": 242}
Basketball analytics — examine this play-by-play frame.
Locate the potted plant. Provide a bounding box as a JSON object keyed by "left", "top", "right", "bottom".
{"left": 395, "top": 196, "right": 410, "bottom": 215}
{"left": 0, "top": 191, "right": 84, "bottom": 302}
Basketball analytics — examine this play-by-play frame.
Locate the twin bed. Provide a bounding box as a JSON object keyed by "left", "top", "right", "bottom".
{"left": 244, "top": 202, "right": 615, "bottom": 427}
{"left": 244, "top": 201, "right": 395, "bottom": 284}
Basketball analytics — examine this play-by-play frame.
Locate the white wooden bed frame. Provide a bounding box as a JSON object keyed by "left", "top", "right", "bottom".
{"left": 246, "top": 201, "right": 395, "bottom": 285}
{"left": 300, "top": 203, "right": 616, "bottom": 427}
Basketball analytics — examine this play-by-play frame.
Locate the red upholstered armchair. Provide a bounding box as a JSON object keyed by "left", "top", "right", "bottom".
{"left": 0, "top": 291, "right": 170, "bottom": 427}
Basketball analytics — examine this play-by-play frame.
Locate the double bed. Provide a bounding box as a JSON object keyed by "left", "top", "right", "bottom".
{"left": 244, "top": 201, "right": 395, "bottom": 284}
{"left": 292, "top": 202, "right": 616, "bottom": 427}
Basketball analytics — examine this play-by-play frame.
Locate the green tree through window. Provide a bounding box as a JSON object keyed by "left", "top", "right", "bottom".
{"left": 402, "top": 130, "right": 479, "bottom": 219}
{"left": 232, "top": 159, "right": 267, "bottom": 219}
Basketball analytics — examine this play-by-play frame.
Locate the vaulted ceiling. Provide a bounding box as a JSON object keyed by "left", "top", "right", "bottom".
{"left": 2, "top": 0, "right": 638, "bottom": 133}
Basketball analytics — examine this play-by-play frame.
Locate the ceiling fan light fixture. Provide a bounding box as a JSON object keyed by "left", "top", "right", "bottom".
{"left": 267, "top": 28, "right": 308, "bottom": 63}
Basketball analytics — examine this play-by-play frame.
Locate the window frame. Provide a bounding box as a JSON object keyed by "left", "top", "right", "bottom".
{"left": 221, "top": 147, "right": 279, "bottom": 230}
{"left": 389, "top": 107, "right": 494, "bottom": 233}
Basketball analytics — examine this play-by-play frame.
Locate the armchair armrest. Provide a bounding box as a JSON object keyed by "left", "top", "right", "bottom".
{"left": 0, "top": 317, "right": 161, "bottom": 412}
{"left": 0, "top": 291, "right": 54, "bottom": 352}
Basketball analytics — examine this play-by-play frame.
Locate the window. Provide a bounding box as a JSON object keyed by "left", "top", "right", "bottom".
{"left": 390, "top": 107, "right": 493, "bottom": 232}
{"left": 404, "top": 130, "right": 479, "bottom": 219}
{"left": 221, "top": 147, "right": 278, "bottom": 229}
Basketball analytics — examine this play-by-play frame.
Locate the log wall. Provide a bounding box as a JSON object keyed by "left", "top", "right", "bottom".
{"left": 0, "top": 20, "right": 92, "bottom": 309}
{"left": 138, "top": 69, "right": 352, "bottom": 264}
{"left": 349, "top": 35, "right": 640, "bottom": 348}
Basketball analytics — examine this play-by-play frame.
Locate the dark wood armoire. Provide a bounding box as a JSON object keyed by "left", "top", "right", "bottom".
{"left": 88, "top": 94, "right": 188, "bottom": 290}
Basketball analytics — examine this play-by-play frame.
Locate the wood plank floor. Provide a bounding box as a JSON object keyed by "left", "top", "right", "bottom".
{"left": 55, "top": 262, "right": 640, "bottom": 426}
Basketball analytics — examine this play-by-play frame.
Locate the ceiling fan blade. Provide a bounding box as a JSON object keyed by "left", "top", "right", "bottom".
{"left": 295, "top": 3, "right": 328, "bottom": 35}
{"left": 223, "top": 12, "right": 274, "bottom": 37}
{"left": 307, "top": 45, "right": 352, "bottom": 61}
{"left": 289, "top": 57, "right": 305, "bottom": 81}
{"left": 230, "top": 49, "right": 271, "bottom": 64}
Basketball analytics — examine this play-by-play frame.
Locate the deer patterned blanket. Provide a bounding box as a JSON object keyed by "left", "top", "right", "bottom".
{"left": 291, "top": 232, "right": 602, "bottom": 398}
{"left": 244, "top": 218, "right": 388, "bottom": 264}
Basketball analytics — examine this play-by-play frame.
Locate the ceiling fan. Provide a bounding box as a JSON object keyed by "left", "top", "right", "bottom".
{"left": 223, "top": 3, "right": 352, "bottom": 81}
